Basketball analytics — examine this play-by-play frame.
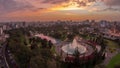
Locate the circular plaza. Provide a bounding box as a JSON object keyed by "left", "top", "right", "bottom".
{"left": 58, "top": 36, "right": 103, "bottom": 63}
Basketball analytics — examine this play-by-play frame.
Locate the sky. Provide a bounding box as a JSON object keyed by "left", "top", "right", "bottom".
{"left": 0, "top": 0, "right": 120, "bottom": 22}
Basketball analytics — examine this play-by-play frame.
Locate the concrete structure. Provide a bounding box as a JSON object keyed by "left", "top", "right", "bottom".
{"left": 60, "top": 37, "right": 104, "bottom": 63}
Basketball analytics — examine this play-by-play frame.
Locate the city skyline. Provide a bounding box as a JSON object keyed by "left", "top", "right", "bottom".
{"left": 0, "top": 0, "right": 120, "bottom": 22}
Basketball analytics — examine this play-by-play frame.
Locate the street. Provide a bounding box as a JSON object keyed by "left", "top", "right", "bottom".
{"left": 0, "top": 44, "right": 9, "bottom": 68}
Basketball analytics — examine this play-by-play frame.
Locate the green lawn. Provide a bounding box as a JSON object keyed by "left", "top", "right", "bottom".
{"left": 107, "top": 53, "right": 120, "bottom": 68}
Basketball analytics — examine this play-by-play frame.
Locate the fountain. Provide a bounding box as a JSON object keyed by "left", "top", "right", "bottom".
{"left": 60, "top": 37, "right": 104, "bottom": 64}
{"left": 62, "top": 37, "right": 87, "bottom": 55}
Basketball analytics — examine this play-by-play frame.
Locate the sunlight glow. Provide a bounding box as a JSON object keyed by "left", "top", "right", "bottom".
{"left": 51, "top": 2, "right": 85, "bottom": 11}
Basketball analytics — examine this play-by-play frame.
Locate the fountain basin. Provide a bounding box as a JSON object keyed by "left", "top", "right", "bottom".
{"left": 62, "top": 37, "right": 87, "bottom": 55}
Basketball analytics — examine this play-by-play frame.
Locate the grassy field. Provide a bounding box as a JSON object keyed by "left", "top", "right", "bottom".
{"left": 105, "top": 39, "right": 120, "bottom": 68}
{"left": 107, "top": 53, "right": 120, "bottom": 68}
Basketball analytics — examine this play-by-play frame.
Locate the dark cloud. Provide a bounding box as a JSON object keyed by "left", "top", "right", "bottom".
{"left": 41, "top": 0, "right": 96, "bottom": 7}
{"left": 104, "top": 7, "right": 120, "bottom": 11}
{"left": 102, "top": 0, "right": 120, "bottom": 6}
{"left": 98, "top": 0, "right": 120, "bottom": 11}
{"left": 75, "top": 1, "right": 87, "bottom": 7}
{"left": 0, "top": 0, "right": 33, "bottom": 13}
{"left": 0, "top": 0, "right": 120, "bottom": 13}
{"left": 30, "top": 8, "right": 45, "bottom": 12}
{"left": 96, "top": 7, "right": 120, "bottom": 12}
{"left": 73, "top": 0, "right": 120, "bottom": 7}
{"left": 73, "top": 0, "right": 96, "bottom": 7}
{"left": 41, "top": 0, "right": 70, "bottom": 4}
{"left": 41, "top": 0, "right": 120, "bottom": 7}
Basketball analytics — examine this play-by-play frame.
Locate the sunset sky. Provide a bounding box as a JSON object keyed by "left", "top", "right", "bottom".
{"left": 0, "top": 0, "right": 120, "bottom": 22}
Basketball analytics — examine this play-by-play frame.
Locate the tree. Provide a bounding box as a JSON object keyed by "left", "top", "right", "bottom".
{"left": 30, "top": 55, "right": 46, "bottom": 68}
{"left": 73, "top": 47, "right": 80, "bottom": 66}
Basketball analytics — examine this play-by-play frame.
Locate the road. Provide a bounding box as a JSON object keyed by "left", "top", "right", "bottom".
{"left": 0, "top": 44, "right": 9, "bottom": 68}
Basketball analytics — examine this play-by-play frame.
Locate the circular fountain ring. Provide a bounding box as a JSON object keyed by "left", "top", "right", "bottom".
{"left": 62, "top": 38, "right": 87, "bottom": 55}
